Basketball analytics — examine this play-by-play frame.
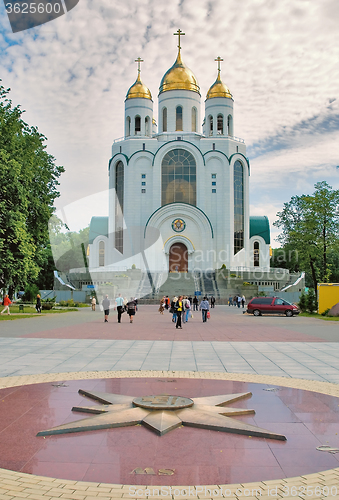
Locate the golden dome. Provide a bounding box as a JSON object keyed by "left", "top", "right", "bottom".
{"left": 126, "top": 72, "right": 152, "bottom": 101}
{"left": 159, "top": 50, "right": 200, "bottom": 95}
{"left": 206, "top": 71, "right": 232, "bottom": 100}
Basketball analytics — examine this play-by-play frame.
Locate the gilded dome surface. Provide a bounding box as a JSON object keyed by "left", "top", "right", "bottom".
{"left": 159, "top": 51, "right": 200, "bottom": 95}
{"left": 206, "top": 73, "right": 232, "bottom": 100}
{"left": 126, "top": 73, "right": 152, "bottom": 101}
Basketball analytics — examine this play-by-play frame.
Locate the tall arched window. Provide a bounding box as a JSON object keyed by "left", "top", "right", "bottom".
{"left": 254, "top": 241, "right": 260, "bottom": 267}
{"left": 161, "top": 149, "right": 196, "bottom": 206}
{"left": 217, "top": 114, "right": 223, "bottom": 135}
{"left": 115, "top": 161, "right": 124, "bottom": 253}
{"left": 209, "top": 115, "right": 213, "bottom": 135}
{"left": 228, "top": 114, "right": 233, "bottom": 136}
{"left": 162, "top": 107, "right": 167, "bottom": 132}
{"left": 126, "top": 116, "right": 131, "bottom": 137}
{"left": 135, "top": 116, "right": 141, "bottom": 134}
{"left": 234, "top": 160, "right": 244, "bottom": 254}
{"left": 99, "top": 241, "right": 105, "bottom": 267}
{"left": 145, "top": 116, "right": 150, "bottom": 136}
{"left": 191, "top": 107, "right": 197, "bottom": 132}
{"left": 176, "top": 106, "right": 183, "bottom": 131}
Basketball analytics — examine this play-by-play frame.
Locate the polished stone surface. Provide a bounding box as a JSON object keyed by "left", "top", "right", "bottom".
{"left": 0, "top": 378, "right": 339, "bottom": 485}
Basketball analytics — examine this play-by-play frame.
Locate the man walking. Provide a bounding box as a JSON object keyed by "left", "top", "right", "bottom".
{"left": 199, "top": 296, "right": 210, "bottom": 322}
{"left": 102, "top": 295, "right": 110, "bottom": 323}
{"left": 115, "top": 293, "right": 124, "bottom": 323}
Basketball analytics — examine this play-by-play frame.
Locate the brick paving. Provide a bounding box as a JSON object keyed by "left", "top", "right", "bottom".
{"left": 0, "top": 307, "right": 339, "bottom": 498}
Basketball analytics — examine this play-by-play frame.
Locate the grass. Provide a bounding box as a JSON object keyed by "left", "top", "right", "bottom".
{"left": 299, "top": 312, "right": 339, "bottom": 321}
{"left": 0, "top": 307, "right": 79, "bottom": 320}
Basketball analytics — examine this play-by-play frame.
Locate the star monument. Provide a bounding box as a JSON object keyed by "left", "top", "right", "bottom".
{"left": 37, "top": 389, "right": 286, "bottom": 440}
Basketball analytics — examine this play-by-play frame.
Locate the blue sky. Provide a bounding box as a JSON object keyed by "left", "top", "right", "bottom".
{"left": 0, "top": 0, "right": 339, "bottom": 245}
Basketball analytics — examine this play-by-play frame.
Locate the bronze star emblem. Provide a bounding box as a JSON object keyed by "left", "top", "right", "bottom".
{"left": 37, "top": 390, "right": 286, "bottom": 440}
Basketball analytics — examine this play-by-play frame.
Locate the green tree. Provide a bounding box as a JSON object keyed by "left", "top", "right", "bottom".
{"left": 274, "top": 182, "right": 339, "bottom": 301}
{"left": 0, "top": 83, "right": 64, "bottom": 296}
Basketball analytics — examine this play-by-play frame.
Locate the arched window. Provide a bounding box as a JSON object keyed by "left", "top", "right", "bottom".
{"left": 126, "top": 116, "right": 131, "bottom": 137}
{"left": 99, "top": 241, "right": 105, "bottom": 267}
{"left": 161, "top": 149, "right": 196, "bottom": 206}
{"left": 217, "top": 114, "right": 223, "bottom": 135}
{"left": 115, "top": 161, "right": 124, "bottom": 253}
{"left": 162, "top": 107, "right": 167, "bottom": 132}
{"left": 176, "top": 106, "right": 183, "bottom": 131}
{"left": 254, "top": 241, "right": 260, "bottom": 267}
{"left": 234, "top": 160, "right": 244, "bottom": 254}
{"left": 145, "top": 116, "right": 150, "bottom": 136}
{"left": 227, "top": 114, "right": 233, "bottom": 136}
{"left": 192, "top": 107, "right": 197, "bottom": 132}
{"left": 209, "top": 115, "right": 213, "bottom": 135}
{"left": 135, "top": 116, "right": 141, "bottom": 135}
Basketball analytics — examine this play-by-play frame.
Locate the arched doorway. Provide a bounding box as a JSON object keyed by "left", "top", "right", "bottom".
{"left": 169, "top": 242, "right": 188, "bottom": 272}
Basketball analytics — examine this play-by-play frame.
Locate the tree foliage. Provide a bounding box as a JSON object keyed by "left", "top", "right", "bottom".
{"left": 274, "top": 182, "right": 339, "bottom": 299}
{"left": 0, "top": 83, "right": 64, "bottom": 295}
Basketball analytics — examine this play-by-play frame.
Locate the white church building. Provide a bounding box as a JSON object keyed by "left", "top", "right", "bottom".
{"left": 87, "top": 31, "right": 271, "bottom": 277}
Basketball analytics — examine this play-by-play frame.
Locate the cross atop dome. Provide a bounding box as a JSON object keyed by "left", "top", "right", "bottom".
{"left": 215, "top": 56, "right": 223, "bottom": 77}
{"left": 173, "top": 29, "right": 185, "bottom": 52}
{"left": 135, "top": 57, "right": 144, "bottom": 75}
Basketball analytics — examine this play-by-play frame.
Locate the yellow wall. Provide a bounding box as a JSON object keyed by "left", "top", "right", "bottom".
{"left": 317, "top": 283, "right": 339, "bottom": 314}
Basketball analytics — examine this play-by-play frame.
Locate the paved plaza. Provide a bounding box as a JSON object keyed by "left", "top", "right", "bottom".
{"left": 0, "top": 305, "right": 339, "bottom": 498}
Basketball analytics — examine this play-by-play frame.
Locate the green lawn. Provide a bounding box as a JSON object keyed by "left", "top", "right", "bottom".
{"left": 299, "top": 312, "right": 339, "bottom": 321}
{"left": 0, "top": 307, "right": 79, "bottom": 320}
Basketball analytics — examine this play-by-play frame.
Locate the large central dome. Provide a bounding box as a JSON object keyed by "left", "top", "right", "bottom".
{"left": 159, "top": 50, "right": 200, "bottom": 95}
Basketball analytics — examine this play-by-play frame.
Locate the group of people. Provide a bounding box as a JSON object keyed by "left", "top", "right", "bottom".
{"left": 1, "top": 294, "right": 42, "bottom": 315}
{"left": 159, "top": 295, "right": 214, "bottom": 328}
{"left": 228, "top": 295, "right": 246, "bottom": 308}
{"left": 100, "top": 294, "right": 138, "bottom": 324}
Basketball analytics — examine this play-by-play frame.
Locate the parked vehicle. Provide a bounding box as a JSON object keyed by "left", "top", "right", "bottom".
{"left": 247, "top": 297, "right": 300, "bottom": 317}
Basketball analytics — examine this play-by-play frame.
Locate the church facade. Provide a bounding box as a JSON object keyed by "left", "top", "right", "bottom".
{"left": 88, "top": 32, "right": 271, "bottom": 276}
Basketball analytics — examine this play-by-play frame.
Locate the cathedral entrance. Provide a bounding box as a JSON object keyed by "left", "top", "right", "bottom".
{"left": 169, "top": 242, "right": 188, "bottom": 272}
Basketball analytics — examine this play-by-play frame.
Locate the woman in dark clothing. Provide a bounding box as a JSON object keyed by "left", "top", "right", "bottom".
{"left": 36, "top": 294, "right": 41, "bottom": 313}
{"left": 175, "top": 295, "right": 183, "bottom": 329}
{"left": 127, "top": 297, "right": 137, "bottom": 323}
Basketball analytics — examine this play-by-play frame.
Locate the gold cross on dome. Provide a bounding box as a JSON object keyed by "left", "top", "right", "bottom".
{"left": 173, "top": 29, "right": 185, "bottom": 50}
{"left": 215, "top": 56, "right": 223, "bottom": 75}
{"left": 135, "top": 57, "right": 144, "bottom": 74}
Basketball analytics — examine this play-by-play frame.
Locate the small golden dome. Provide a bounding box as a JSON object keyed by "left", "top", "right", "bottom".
{"left": 126, "top": 72, "right": 152, "bottom": 101}
{"left": 159, "top": 50, "right": 200, "bottom": 95}
{"left": 206, "top": 72, "right": 232, "bottom": 100}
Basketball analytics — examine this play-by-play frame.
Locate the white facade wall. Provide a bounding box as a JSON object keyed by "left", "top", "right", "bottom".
{"left": 158, "top": 89, "right": 201, "bottom": 133}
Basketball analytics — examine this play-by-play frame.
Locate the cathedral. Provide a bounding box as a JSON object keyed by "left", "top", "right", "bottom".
{"left": 87, "top": 31, "right": 271, "bottom": 278}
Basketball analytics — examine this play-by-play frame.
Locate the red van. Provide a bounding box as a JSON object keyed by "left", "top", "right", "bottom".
{"left": 247, "top": 297, "right": 299, "bottom": 317}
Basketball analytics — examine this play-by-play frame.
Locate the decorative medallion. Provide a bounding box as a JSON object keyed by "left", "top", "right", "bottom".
{"left": 172, "top": 218, "right": 186, "bottom": 232}
{"left": 37, "top": 389, "right": 286, "bottom": 440}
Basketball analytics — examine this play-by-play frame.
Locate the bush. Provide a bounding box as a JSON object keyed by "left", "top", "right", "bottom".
{"left": 230, "top": 273, "right": 237, "bottom": 277}
{"left": 298, "top": 292, "right": 307, "bottom": 312}
{"left": 42, "top": 303, "right": 53, "bottom": 310}
{"left": 306, "top": 288, "right": 317, "bottom": 313}
{"left": 243, "top": 282, "right": 251, "bottom": 286}
{"left": 321, "top": 308, "right": 330, "bottom": 317}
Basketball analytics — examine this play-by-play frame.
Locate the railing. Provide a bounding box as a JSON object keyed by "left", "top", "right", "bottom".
{"left": 113, "top": 132, "right": 245, "bottom": 144}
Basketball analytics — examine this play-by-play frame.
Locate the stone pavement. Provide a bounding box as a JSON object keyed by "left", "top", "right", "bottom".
{"left": 0, "top": 305, "right": 339, "bottom": 498}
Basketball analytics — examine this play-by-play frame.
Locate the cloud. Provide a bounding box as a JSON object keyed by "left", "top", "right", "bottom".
{"left": 0, "top": 0, "right": 338, "bottom": 241}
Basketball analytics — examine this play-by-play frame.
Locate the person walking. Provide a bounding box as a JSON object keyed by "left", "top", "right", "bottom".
{"left": 115, "top": 294, "right": 124, "bottom": 323}
{"left": 159, "top": 297, "right": 165, "bottom": 314}
{"left": 237, "top": 295, "right": 242, "bottom": 308}
{"left": 91, "top": 296, "right": 96, "bottom": 311}
{"left": 127, "top": 297, "right": 137, "bottom": 323}
{"left": 170, "top": 296, "right": 178, "bottom": 323}
{"left": 36, "top": 294, "right": 41, "bottom": 313}
{"left": 175, "top": 295, "right": 183, "bottom": 329}
{"left": 184, "top": 296, "right": 191, "bottom": 322}
{"left": 241, "top": 295, "right": 246, "bottom": 308}
{"left": 199, "top": 296, "right": 210, "bottom": 322}
{"left": 1, "top": 295, "right": 12, "bottom": 315}
{"left": 228, "top": 295, "right": 233, "bottom": 306}
{"left": 193, "top": 295, "right": 199, "bottom": 311}
{"left": 210, "top": 295, "right": 216, "bottom": 308}
{"left": 165, "top": 296, "right": 170, "bottom": 310}
{"left": 102, "top": 295, "right": 110, "bottom": 323}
